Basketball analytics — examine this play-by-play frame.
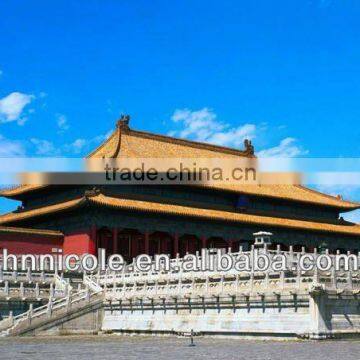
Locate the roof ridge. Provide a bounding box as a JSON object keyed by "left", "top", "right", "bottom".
{"left": 87, "top": 116, "right": 129, "bottom": 158}
{"left": 127, "top": 128, "right": 255, "bottom": 157}
{"left": 87, "top": 128, "right": 120, "bottom": 158}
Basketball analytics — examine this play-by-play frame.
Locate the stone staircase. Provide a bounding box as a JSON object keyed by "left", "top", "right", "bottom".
{"left": 0, "top": 274, "right": 104, "bottom": 336}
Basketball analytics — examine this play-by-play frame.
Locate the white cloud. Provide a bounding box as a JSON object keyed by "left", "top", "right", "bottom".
{"left": 28, "top": 128, "right": 113, "bottom": 157}
{"left": 0, "top": 92, "right": 35, "bottom": 124}
{"left": 257, "top": 137, "right": 308, "bottom": 158}
{"left": 207, "top": 124, "right": 256, "bottom": 148}
{"left": 32, "top": 137, "right": 87, "bottom": 156}
{"left": 30, "top": 138, "right": 58, "bottom": 156}
{"left": 64, "top": 138, "right": 87, "bottom": 154}
{"left": 56, "top": 114, "right": 69, "bottom": 132}
{"left": 170, "top": 108, "right": 256, "bottom": 148}
{"left": 62, "top": 130, "right": 112, "bottom": 155}
{"left": 0, "top": 134, "right": 25, "bottom": 157}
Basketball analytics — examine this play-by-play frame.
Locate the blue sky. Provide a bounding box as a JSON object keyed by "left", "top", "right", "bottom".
{"left": 1, "top": 0, "right": 360, "bottom": 217}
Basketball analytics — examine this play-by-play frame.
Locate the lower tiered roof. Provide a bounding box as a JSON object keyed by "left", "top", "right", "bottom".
{"left": 1, "top": 183, "right": 359, "bottom": 210}
{"left": 0, "top": 225, "right": 63, "bottom": 237}
{"left": 0, "top": 192, "right": 359, "bottom": 236}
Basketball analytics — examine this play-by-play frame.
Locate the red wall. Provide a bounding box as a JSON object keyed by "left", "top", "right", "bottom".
{"left": 0, "top": 232, "right": 63, "bottom": 255}
{"left": 63, "top": 228, "right": 96, "bottom": 255}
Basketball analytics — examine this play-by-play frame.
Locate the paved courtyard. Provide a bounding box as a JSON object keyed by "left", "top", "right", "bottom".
{"left": 1, "top": 336, "right": 360, "bottom": 360}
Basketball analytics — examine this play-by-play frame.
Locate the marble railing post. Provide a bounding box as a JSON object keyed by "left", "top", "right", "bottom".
{"left": 331, "top": 266, "right": 337, "bottom": 289}
{"left": 280, "top": 271, "right": 285, "bottom": 290}
{"left": 265, "top": 271, "right": 269, "bottom": 288}
{"left": 86, "top": 288, "right": 90, "bottom": 302}
{"left": 9, "top": 311, "right": 13, "bottom": 325}
{"left": 20, "top": 282, "right": 25, "bottom": 298}
{"left": 49, "top": 283, "right": 54, "bottom": 298}
{"left": 205, "top": 276, "right": 209, "bottom": 293}
{"left": 35, "top": 283, "right": 40, "bottom": 298}
{"left": 250, "top": 269, "right": 254, "bottom": 293}
{"left": 28, "top": 303, "right": 33, "bottom": 324}
{"left": 348, "top": 269, "right": 353, "bottom": 289}
{"left": 155, "top": 280, "right": 158, "bottom": 296}
{"left": 220, "top": 275, "right": 224, "bottom": 293}
{"left": 66, "top": 290, "right": 72, "bottom": 310}
{"left": 313, "top": 266, "right": 319, "bottom": 285}
{"left": 289, "top": 245, "right": 293, "bottom": 258}
{"left": 26, "top": 268, "right": 32, "bottom": 282}
{"left": 263, "top": 243, "right": 268, "bottom": 253}
{"left": 47, "top": 300, "right": 52, "bottom": 318}
{"left": 297, "top": 267, "right": 301, "bottom": 289}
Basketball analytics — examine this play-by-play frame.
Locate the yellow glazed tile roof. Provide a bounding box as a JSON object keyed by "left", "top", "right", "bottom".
{"left": 0, "top": 193, "right": 359, "bottom": 236}
{"left": 0, "top": 226, "right": 63, "bottom": 237}
{"left": 1, "top": 183, "right": 358, "bottom": 211}
{"left": 0, "top": 185, "right": 46, "bottom": 197}
{"left": 89, "top": 120, "right": 254, "bottom": 159}
{"left": 89, "top": 194, "right": 360, "bottom": 235}
{"left": 0, "top": 198, "right": 83, "bottom": 225}
{"left": 197, "top": 184, "right": 360, "bottom": 209}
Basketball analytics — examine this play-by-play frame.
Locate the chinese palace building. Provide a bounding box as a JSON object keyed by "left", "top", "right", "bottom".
{"left": 0, "top": 116, "right": 360, "bottom": 259}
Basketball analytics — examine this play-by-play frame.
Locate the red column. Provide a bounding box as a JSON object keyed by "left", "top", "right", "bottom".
{"left": 132, "top": 234, "right": 138, "bottom": 256}
{"left": 144, "top": 232, "right": 150, "bottom": 255}
{"left": 201, "top": 236, "right": 207, "bottom": 250}
{"left": 113, "top": 228, "right": 118, "bottom": 254}
{"left": 183, "top": 237, "right": 187, "bottom": 254}
{"left": 89, "top": 225, "right": 97, "bottom": 255}
{"left": 173, "top": 233, "right": 179, "bottom": 257}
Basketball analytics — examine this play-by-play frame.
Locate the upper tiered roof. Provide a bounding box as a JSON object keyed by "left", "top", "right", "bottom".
{"left": 0, "top": 116, "right": 359, "bottom": 211}
{"left": 88, "top": 115, "right": 255, "bottom": 158}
